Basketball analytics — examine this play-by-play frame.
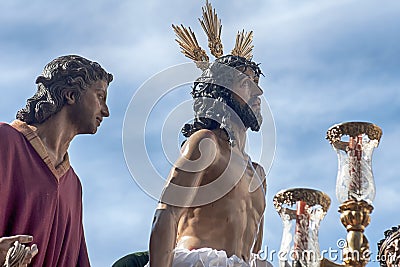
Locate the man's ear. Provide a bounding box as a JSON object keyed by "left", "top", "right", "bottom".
{"left": 65, "top": 90, "right": 77, "bottom": 105}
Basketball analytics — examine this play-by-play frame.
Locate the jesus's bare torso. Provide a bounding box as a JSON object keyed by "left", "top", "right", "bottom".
{"left": 173, "top": 129, "right": 266, "bottom": 262}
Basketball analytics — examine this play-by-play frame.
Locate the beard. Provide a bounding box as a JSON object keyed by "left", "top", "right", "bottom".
{"left": 228, "top": 95, "right": 262, "bottom": 131}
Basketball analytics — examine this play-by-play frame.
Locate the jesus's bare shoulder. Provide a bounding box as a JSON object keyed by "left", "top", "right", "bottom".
{"left": 168, "top": 129, "right": 230, "bottom": 186}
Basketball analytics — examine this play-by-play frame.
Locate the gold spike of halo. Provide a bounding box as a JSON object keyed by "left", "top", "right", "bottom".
{"left": 198, "top": 0, "right": 223, "bottom": 58}
{"left": 172, "top": 24, "right": 209, "bottom": 69}
{"left": 231, "top": 30, "right": 254, "bottom": 60}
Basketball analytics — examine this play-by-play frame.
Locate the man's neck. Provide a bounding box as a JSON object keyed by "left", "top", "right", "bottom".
{"left": 229, "top": 122, "right": 247, "bottom": 153}
{"left": 33, "top": 111, "right": 77, "bottom": 167}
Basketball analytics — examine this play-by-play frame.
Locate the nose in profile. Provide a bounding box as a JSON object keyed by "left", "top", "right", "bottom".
{"left": 253, "top": 84, "right": 263, "bottom": 96}
{"left": 102, "top": 104, "right": 110, "bottom": 117}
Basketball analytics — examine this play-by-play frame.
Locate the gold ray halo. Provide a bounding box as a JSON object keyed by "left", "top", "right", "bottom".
{"left": 172, "top": 1, "right": 256, "bottom": 68}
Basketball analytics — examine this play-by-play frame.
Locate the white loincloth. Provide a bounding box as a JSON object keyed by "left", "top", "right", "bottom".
{"left": 144, "top": 247, "right": 272, "bottom": 267}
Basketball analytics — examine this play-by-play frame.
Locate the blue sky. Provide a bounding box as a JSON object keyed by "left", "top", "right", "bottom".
{"left": 1, "top": 1, "right": 399, "bottom": 266}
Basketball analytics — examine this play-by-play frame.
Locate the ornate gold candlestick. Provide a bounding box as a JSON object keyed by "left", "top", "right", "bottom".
{"left": 338, "top": 200, "right": 373, "bottom": 267}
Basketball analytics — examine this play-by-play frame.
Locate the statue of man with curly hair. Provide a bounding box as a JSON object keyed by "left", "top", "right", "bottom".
{"left": 0, "top": 55, "right": 113, "bottom": 267}
{"left": 148, "top": 55, "right": 268, "bottom": 267}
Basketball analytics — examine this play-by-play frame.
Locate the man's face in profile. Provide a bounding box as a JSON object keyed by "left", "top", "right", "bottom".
{"left": 231, "top": 68, "right": 263, "bottom": 131}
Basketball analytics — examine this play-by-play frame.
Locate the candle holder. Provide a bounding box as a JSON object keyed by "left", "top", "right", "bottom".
{"left": 274, "top": 188, "right": 331, "bottom": 267}
{"left": 322, "top": 121, "right": 382, "bottom": 267}
{"left": 326, "top": 122, "right": 382, "bottom": 204}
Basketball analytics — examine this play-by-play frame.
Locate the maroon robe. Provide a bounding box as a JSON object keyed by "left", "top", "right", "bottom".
{"left": 0, "top": 121, "right": 90, "bottom": 266}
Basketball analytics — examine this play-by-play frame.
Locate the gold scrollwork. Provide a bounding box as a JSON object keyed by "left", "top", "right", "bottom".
{"left": 326, "top": 122, "right": 382, "bottom": 145}
{"left": 339, "top": 200, "right": 374, "bottom": 231}
{"left": 273, "top": 188, "right": 331, "bottom": 215}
